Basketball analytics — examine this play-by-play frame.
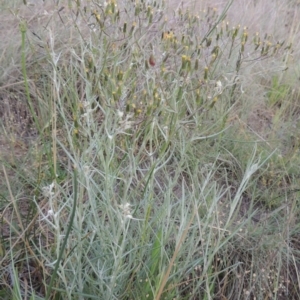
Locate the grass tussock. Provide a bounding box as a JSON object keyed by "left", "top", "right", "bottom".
{"left": 1, "top": 0, "right": 300, "bottom": 299}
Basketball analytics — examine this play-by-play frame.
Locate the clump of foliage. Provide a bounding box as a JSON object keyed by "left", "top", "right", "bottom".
{"left": 1, "top": 0, "right": 299, "bottom": 299}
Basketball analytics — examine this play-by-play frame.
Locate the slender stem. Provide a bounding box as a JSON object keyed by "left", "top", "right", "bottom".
{"left": 46, "top": 170, "right": 78, "bottom": 299}
{"left": 19, "top": 21, "right": 41, "bottom": 133}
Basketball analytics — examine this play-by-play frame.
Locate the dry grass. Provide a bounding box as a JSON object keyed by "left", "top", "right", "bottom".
{"left": 1, "top": 0, "right": 300, "bottom": 299}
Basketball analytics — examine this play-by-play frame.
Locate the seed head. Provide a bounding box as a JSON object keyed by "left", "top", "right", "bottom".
{"left": 149, "top": 54, "right": 155, "bottom": 67}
